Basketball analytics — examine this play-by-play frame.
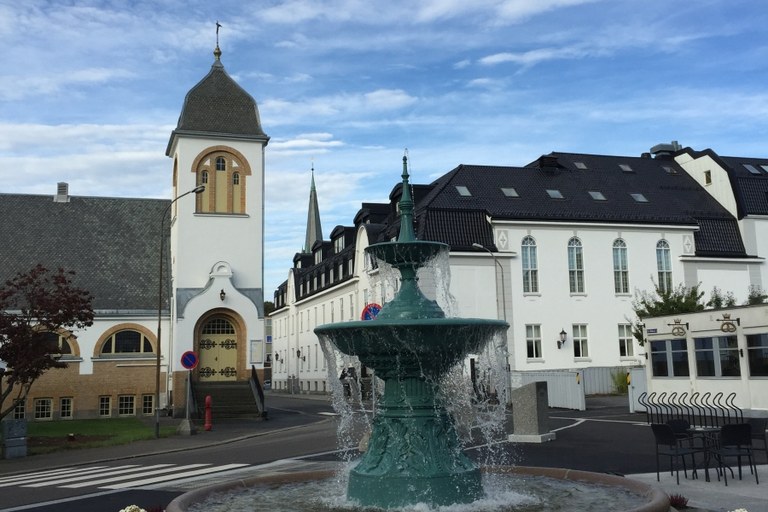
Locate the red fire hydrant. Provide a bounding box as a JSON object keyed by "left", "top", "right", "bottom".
{"left": 204, "top": 395, "right": 213, "bottom": 431}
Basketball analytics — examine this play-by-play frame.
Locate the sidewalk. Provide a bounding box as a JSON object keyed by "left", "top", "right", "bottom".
{"left": 628, "top": 466, "right": 766, "bottom": 512}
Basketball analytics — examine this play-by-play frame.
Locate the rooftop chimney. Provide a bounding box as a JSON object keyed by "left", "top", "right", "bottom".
{"left": 54, "top": 182, "right": 70, "bottom": 203}
{"left": 650, "top": 140, "right": 682, "bottom": 159}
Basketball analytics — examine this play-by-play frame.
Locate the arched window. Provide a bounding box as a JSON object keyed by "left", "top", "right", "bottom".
{"left": 521, "top": 236, "right": 538, "bottom": 293}
{"left": 568, "top": 237, "right": 584, "bottom": 293}
{"left": 43, "top": 331, "right": 73, "bottom": 356}
{"left": 194, "top": 148, "right": 250, "bottom": 214}
{"left": 202, "top": 318, "right": 235, "bottom": 334}
{"left": 612, "top": 239, "right": 629, "bottom": 294}
{"left": 101, "top": 330, "right": 154, "bottom": 355}
{"left": 656, "top": 240, "right": 673, "bottom": 293}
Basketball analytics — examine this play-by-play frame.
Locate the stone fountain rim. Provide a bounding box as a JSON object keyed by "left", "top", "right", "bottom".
{"left": 165, "top": 466, "right": 671, "bottom": 512}
{"left": 314, "top": 316, "right": 509, "bottom": 332}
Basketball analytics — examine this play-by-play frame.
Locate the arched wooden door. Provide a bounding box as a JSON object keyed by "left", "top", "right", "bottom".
{"left": 198, "top": 317, "right": 238, "bottom": 381}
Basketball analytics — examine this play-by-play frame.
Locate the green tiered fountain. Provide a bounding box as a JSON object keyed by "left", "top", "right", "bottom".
{"left": 315, "top": 157, "right": 508, "bottom": 509}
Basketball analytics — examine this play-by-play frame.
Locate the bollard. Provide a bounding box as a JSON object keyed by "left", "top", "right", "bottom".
{"left": 204, "top": 395, "right": 213, "bottom": 431}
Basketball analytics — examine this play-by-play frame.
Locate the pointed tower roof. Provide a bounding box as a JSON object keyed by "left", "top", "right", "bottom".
{"left": 303, "top": 166, "right": 323, "bottom": 253}
{"left": 166, "top": 45, "right": 269, "bottom": 155}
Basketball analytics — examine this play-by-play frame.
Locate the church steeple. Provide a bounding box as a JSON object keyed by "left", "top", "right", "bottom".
{"left": 303, "top": 165, "right": 323, "bottom": 253}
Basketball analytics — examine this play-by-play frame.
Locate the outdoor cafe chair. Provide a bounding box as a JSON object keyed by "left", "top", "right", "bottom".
{"left": 712, "top": 423, "right": 759, "bottom": 486}
{"left": 747, "top": 417, "right": 767, "bottom": 464}
{"left": 651, "top": 423, "right": 703, "bottom": 484}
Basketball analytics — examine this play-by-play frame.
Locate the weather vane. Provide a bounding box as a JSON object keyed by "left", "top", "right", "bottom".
{"left": 216, "top": 21, "right": 222, "bottom": 46}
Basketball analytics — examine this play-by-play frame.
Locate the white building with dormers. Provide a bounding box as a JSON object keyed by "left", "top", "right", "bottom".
{"left": 0, "top": 45, "right": 270, "bottom": 420}
{"left": 271, "top": 144, "right": 768, "bottom": 406}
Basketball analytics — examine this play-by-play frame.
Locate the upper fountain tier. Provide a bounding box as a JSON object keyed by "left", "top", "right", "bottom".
{"left": 367, "top": 156, "right": 450, "bottom": 321}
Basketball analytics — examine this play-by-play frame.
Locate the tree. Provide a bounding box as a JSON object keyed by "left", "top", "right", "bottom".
{"left": 0, "top": 265, "right": 94, "bottom": 420}
{"left": 707, "top": 286, "right": 737, "bottom": 309}
{"left": 629, "top": 281, "right": 705, "bottom": 346}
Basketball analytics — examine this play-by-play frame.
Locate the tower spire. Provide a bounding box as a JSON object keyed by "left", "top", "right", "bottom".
{"left": 303, "top": 163, "right": 323, "bottom": 253}
{"left": 213, "top": 21, "right": 222, "bottom": 63}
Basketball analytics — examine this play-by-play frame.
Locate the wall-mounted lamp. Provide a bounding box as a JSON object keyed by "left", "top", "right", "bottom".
{"left": 219, "top": 289, "right": 226, "bottom": 301}
{"left": 274, "top": 353, "right": 280, "bottom": 361}
{"left": 296, "top": 349, "right": 306, "bottom": 362}
{"left": 557, "top": 329, "right": 567, "bottom": 349}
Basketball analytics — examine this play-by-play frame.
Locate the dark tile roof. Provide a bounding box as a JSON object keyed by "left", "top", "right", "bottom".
{"left": 413, "top": 152, "right": 746, "bottom": 258}
{"left": 167, "top": 57, "right": 268, "bottom": 154}
{"left": 0, "top": 193, "right": 171, "bottom": 311}
{"left": 719, "top": 155, "right": 768, "bottom": 217}
{"left": 693, "top": 218, "right": 747, "bottom": 257}
{"left": 418, "top": 209, "right": 494, "bottom": 251}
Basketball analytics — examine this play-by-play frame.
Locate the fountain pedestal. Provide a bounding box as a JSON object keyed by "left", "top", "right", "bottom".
{"left": 348, "top": 377, "right": 481, "bottom": 507}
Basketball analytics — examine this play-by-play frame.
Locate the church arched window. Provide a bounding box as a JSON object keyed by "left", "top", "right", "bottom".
{"left": 101, "top": 330, "right": 154, "bottom": 355}
{"left": 201, "top": 171, "right": 209, "bottom": 184}
{"left": 216, "top": 157, "right": 226, "bottom": 171}
{"left": 233, "top": 172, "right": 240, "bottom": 185}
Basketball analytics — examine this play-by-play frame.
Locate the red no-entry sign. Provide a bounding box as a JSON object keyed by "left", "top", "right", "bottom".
{"left": 181, "top": 350, "right": 199, "bottom": 370}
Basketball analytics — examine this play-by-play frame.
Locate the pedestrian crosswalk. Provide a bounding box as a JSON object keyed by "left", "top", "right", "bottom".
{"left": 0, "top": 463, "right": 250, "bottom": 491}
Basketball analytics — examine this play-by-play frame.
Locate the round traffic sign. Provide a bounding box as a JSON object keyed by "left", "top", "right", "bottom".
{"left": 361, "top": 303, "right": 382, "bottom": 320}
{"left": 181, "top": 350, "right": 199, "bottom": 370}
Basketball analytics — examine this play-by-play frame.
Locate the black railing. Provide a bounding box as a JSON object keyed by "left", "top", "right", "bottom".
{"left": 638, "top": 391, "right": 743, "bottom": 427}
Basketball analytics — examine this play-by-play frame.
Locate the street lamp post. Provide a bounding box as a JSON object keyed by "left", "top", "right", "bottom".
{"left": 471, "top": 243, "right": 507, "bottom": 322}
{"left": 155, "top": 185, "right": 205, "bottom": 439}
{"left": 472, "top": 242, "right": 510, "bottom": 403}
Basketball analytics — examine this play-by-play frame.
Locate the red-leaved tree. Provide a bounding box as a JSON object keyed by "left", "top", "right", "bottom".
{"left": 0, "top": 265, "right": 94, "bottom": 420}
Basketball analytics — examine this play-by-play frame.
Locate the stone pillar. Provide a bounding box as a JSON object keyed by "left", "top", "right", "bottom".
{"left": 508, "top": 381, "right": 556, "bottom": 443}
{"left": 2, "top": 419, "right": 28, "bottom": 459}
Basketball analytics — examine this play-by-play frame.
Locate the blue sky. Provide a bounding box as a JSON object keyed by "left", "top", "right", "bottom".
{"left": 1, "top": 0, "right": 767, "bottom": 296}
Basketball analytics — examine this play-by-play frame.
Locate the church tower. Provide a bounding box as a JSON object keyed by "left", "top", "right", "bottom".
{"left": 165, "top": 43, "right": 269, "bottom": 415}
{"left": 303, "top": 166, "right": 323, "bottom": 253}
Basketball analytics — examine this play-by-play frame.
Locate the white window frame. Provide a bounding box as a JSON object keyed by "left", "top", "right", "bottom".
{"left": 618, "top": 323, "right": 634, "bottom": 357}
{"left": 613, "top": 239, "right": 629, "bottom": 294}
{"left": 572, "top": 324, "right": 589, "bottom": 358}
{"left": 526, "top": 324, "right": 542, "bottom": 359}
{"left": 568, "top": 238, "right": 585, "bottom": 294}
{"left": 656, "top": 240, "right": 673, "bottom": 293}
{"left": 522, "top": 236, "right": 538, "bottom": 293}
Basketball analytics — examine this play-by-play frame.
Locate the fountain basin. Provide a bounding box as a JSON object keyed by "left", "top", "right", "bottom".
{"left": 316, "top": 317, "right": 507, "bottom": 379}
{"left": 166, "top": 466, "right": 671, "bottom": 512}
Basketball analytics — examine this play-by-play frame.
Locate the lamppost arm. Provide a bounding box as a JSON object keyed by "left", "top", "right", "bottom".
{"left": 155, "top": 185, "right": 205, "bottom": 438}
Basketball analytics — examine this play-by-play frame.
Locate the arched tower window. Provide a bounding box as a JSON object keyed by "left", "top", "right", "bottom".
{"left": 193, "top": 147, "right": 251, "bottom": 214}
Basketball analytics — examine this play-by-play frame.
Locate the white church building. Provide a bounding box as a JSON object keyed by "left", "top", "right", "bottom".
{"left": 0, "top": 45, "right": 270, "bottom": 420}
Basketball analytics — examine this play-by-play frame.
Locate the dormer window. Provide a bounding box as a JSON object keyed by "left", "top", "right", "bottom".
{"left": 334, "top": 237, "right": 345, "bottom": 253}
{"left": 314, "top": 251, "right": 322, "bottom": 264}
{"left": 456, "top": 186, "right": 471, "bottom": 196}
{"left": 547, "top": 189, "right": 564, "bottom": 199}
{"left": 619, "top": 164, "right": 633, "bottom": 173}
{"left": 588, "top": 191, "right": 606, "bottom": 201}
{"left": 501, "top": 187, "right": 519, "bottom": 197}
